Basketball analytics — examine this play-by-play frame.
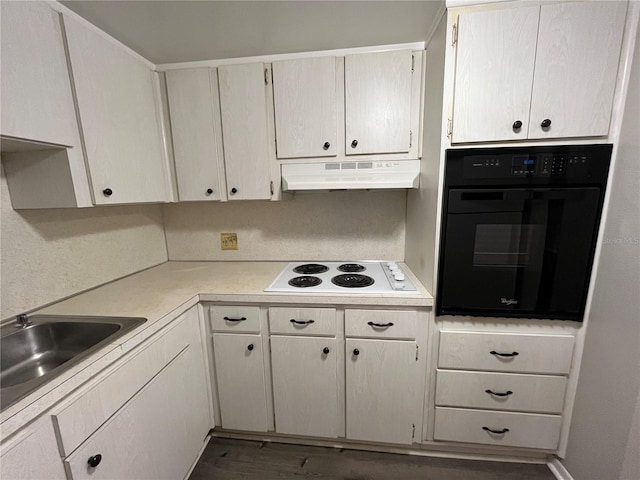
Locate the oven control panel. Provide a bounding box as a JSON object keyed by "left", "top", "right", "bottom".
{"left": 465, "top": 153, "right": 590, "bottom": 178}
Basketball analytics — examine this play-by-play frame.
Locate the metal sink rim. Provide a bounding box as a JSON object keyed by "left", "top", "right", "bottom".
{"left": 0, "top": 315, "right": 147, "bottom": 412}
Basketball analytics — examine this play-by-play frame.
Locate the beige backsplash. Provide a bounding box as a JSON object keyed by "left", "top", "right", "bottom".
{"left": 163, "top": 190, "right": 406, "bottom": 261}
{"left": 0, "top": 166, "right": 168, "bottom": 320}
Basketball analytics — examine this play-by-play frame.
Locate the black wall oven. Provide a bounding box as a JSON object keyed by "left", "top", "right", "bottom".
{"left": 437, "top": 145, "right": 612, "bottom": 321}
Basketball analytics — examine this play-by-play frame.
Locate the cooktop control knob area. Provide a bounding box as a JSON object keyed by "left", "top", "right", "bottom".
{"left": 393, "top": 272, "right": 405, "bottom": 281}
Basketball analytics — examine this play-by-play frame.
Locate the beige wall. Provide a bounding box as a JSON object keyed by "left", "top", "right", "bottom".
{"left": 0, "top": 165, "right": 168, "bottom": 320}
{"left": 562, "top": 18, "right": 640, "bottom": 480}
{"left": 163, "top": 190, "right": 406, "bottom": 261}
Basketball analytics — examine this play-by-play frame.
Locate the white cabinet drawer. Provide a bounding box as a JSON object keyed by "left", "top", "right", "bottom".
{"left": 269, "top": 307, "right": 336, "bottom": 336}
{"left": 438, "top": 331, "right": 574, "bottom": 374}
{"left": 434, "top": 407, "right": 562, "bottom": 450}
{"left": 52, "top": 307, "right": 199, "bottom": 456}
{"left": 345, "top": 309, "right": 416, "bottom": 339}
{"left": 210, "top": 305, "right": 261, "bottom": 333}
{"left": 435, "top": 370, "right": 567, "bottom": 414}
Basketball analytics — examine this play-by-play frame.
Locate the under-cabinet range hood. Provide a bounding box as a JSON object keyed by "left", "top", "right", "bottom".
{"left": 281, "top": 160, "right": 421, "bottom": 191}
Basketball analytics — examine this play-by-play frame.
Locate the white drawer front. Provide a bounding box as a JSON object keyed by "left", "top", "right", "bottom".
{"left": 345, "top": 309, "right": 416, "bottom": 339}
{"left": 436, "top": 370, "right": 567, "bottom": 414}
{"left": 434, "top": 407, "right": 562, "bottom": 450}
{"left": 52, "top": 307, "right": 199, "bottom": 456}
{"left": 438, "top": 331, "right": 574, "bottom": 374}
{"left": 210, "top": 305, "right": 261, "bottom": 333}
{"left": 269, "top": 307, "right": 336, "bottom": 336}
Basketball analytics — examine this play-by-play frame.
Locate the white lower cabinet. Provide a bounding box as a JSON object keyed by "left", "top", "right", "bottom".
{"left": 64, "top": 340, "right": 210, "bottom": 479}
{"left": 212, "top": 333, "right": 269, "bottom": 432}
{"left": 346, "top": 338, "right": 420, "bottom": 445}
{"left": 0, "top": 417, "right": 66, "bottom": 480}
{"left": 433, "top": 327, "right": 572, "bottom": 451}
{"left": 433, "top": 407, "right": 562, "bottom": 450}
{"left": 271, "top": 336, "right": 340, "bottom": 438}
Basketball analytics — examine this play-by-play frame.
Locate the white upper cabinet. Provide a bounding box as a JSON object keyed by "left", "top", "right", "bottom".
{"left": 0, "top": 2, "right": 80, "bottom": 148}
{"left": 451, "top": 7, "right": 539, "bottom": 143}
{"left": 272, "top": 57, "right": 337, "bottom": 159}
{"left": 452, "top": 2, "right": 627, "bottom": 143}
{"left": 528, "top": 1, "right": 627, "bottom": 139}
{"left": 218, "top": 63, "right": 272, "bottom": 200}
{"left": 345, "top": 50, "right": 414, "bottom": 155}
{"left": 166, "top": 68, "right": 225, "bottom": 201}
{"left": 63, "top": 15, "right": 170, "bottom": 205}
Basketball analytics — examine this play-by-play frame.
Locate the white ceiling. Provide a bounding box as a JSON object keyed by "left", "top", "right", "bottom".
{"left": 60, "top": 1, "right": 445, "bottom": 65}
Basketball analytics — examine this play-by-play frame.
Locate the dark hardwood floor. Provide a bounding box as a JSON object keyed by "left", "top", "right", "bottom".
{"left": 189, "top": 438, "right": 556, "bottom": 480}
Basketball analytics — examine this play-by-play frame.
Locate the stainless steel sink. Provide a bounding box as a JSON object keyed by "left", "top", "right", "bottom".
{"left": 0, "top": 315, "right": 146, "bottom": 411}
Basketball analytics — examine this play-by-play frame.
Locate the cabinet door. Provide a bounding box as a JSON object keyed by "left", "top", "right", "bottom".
{"left": 271, "top": 336, "right": 340, "bottom": 438}
{"left": 218, "top": 63, "right": 272, "bottom": 200}
{"left": 528, "top": 2, "right": 627, "bottom": 139}
{"left": 64, "top": 338, "right": 211, "bottom": 480}
{"left": 345, "top": 50, "right": 413, "bottom": 155}
{"left": 1, "top": 417, "right": 66, "bottom": 480}
{"left": 212, "top": 333, "right": 269, "bottom": 431}
{"left": 63, "top": 15, "right": 169, "bottom": 205}
{"left": 166, "top": 68, "right": 225, "bottom": 201}
{"left": 272, "top": 57, "right": 337, "bottom": 158}
{"left": 451, "top": 7, "right": 540, "bottom": 143}
{"left": 0, "top": 2, "right": 80, "bottom": 148}
{"left": 346, "top": 338, "right": 419, "bottom": 445}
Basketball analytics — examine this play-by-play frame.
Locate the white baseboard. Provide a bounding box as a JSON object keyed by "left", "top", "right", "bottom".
{"left": 547, "top": 456, "right": 575, "bottom": 480}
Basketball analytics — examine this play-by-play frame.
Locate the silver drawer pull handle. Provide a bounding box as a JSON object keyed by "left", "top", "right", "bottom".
{"left": 485, "top": 389, "right": 513, "bottom": 397}
{"left": 367, "top": 321, "right": 394, "bottom": 328}
{"left": 482, "top": 426, "right": 510, "bottom": 435}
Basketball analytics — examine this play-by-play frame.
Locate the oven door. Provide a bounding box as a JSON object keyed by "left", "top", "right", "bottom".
{"left": 438, "top": 187, "right": 601, "bottom": 320}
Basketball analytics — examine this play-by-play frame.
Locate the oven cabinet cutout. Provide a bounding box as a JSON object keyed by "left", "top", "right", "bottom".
{"left": 217, "top": 63, "right": 273, "bottom": 200}
{"left": 270, "top": 50, "right": 423, "bottom": 162}
{"left": 451, "top": 2, "right": 627, "bottom": 143}
{"left": 269, "top": 307, "right": 341, "bottom": 438}
{"left": 62, "top": 14, "right": 171, "bottom": 205}
{"left": 433, "top": 327, "right": 575, "bottom": 451}
{"left": 344, "top": 309, "right": 423, "bottom": 445}
{"left": 165, "top": 68, "right": 225, "bottom": 201}
{"left": 272, "top": 57, "right": 337, "bottom": 159}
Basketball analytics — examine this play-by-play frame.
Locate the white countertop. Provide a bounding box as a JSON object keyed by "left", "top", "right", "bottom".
{"left": 1, "top": 261, "right": 432, "bottom": 438}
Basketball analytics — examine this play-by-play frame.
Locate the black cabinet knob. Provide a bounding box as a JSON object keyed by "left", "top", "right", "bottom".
{"left": 353, "top": 348, "right": 360, "bottom": 356}
{"left": 206, "top": 188, "right": 214, "bottom": 195}
{"left": 541, "top": 118, "right": 552, "bottom": 128}
{"left": 103, "top": 188, "right": 112, "bottom": 197}
{"left": 230, "top": 187, "right": 238, "bottom": 195}
{"left": 87, "top": 454, "right": 102, "bottom": 468}
{"left": 323, "top": 347, "right": 330, "bottom": 354}
{"left": 351, "top": 140, "right": 358, "bottom": 148}
{"left": 247, "top": 344, "right": 254, "bottom": 351}
{"left": 323, "top": 142, "right": 331, "bottom": 150}
{"left": 512, "top": 120, "right": 523, "bottom": 130}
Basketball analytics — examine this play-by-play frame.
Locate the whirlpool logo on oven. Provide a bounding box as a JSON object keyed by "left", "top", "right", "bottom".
{"left": 500, "top": 298, "right": 519, "bottom": 306}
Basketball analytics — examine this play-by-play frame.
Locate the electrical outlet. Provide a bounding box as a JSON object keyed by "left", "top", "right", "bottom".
{"left": 220, "top": 233, "right": 238, "bottom": 250}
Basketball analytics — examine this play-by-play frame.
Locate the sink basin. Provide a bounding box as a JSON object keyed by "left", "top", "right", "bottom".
{"left": 0, "top": 315, "right": 146, "bottom": 411}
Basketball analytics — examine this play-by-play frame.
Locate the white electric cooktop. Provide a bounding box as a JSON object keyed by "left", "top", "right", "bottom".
{"left": 265, "top": 261, "right": 418, "bottom": 294}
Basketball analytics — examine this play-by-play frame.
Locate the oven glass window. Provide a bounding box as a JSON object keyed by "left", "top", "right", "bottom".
{"left": 473, "top": 224, "right": 544, "bottom": 267}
